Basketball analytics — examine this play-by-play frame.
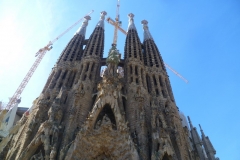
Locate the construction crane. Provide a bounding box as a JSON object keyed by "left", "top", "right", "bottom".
{"left": 164, "top": 63, "right": 188, "bottom": 83}
{"left": 107, "top": 0, "right": 121, "bottom": 46}
{"left": 4, "top": 10, "right": 94, "bottom": 110}
{"left": 106, "top": 17, "right": 126, "bottom": 38}
{"left": 106, "top": 1, "right": 188, "bottom": 83}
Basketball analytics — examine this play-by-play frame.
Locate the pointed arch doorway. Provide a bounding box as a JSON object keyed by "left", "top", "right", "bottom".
{"left": 94, "top": 104, "right": 117, "bottom": 130}
{"left": 65, "top": 101, "right": 140, "bottom": 160}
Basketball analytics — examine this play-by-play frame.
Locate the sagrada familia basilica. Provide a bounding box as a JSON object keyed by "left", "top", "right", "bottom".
{"left": 0, "top": 10, "right": 218, "bottom": 160}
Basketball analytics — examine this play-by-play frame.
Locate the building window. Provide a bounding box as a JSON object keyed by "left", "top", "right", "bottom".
{"left": 135, "top": 66, "right": 138, "bottom": 75}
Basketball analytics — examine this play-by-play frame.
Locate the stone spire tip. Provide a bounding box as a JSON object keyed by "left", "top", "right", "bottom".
{"left": 84, "top": 15, "right": 91, "bottom": 21}
{"left": 199, "top": 124, "right": 205, "bottom": 136}
{"left": 141, "top": 20, "right": 148, "bottom": 25}
{"left": 96, "top": 11, "right": 107, "bottom": 28}
{"left": 141, "top": 19, "right": 153, "bottom": 40}
{"left": 128, "top": 13, "right": 134, "bottom": 19}
{"left": 187, "top": 116, "right": 194, "bottom": 129}
{"left": 127, "top": 13, "right": 136, "bottom": 31}
{"left": 100, "top": 11, "right": 107, "bottom": 18}
{"left": 199, "top": 124, "right": 202, "bottom": 131}
{"left": 187, "top": 116, "right": 191, "bottom": 122}
{"left": 76, "top": 15, "right": 91, "bottom": 36}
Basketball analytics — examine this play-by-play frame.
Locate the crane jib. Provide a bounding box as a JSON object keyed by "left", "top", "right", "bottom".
{"left": 5, "top": 10, "right": 94, "bottom": 110}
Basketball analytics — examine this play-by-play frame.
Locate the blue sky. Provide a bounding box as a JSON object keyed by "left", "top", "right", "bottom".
{"left": 0, "top": 0, "right": 239, "bottom": 159}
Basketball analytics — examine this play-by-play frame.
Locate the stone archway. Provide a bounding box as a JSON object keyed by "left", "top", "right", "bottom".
{"left": 64, "top": 69, "right": 140, "bottom": 159}
{"left": 65, "top": 122, "right": 139, "bottom": 160}
{"left": 94, "top": 104, "right": 117, "bottom": 130}
{"left": 65, "top": 102, "right": 139, "bottom": 160}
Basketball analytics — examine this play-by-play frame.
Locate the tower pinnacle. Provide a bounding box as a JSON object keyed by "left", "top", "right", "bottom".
{"left": 96, "top": 11, "right": 107, "bottom": 28}
{"left": 187, "top": 116, "right": 194, "bottom": 129}
{"left": 76, "top": 16, "right": 91, "bottom": 36}
{"left": 127, "top": 13, "right": 136, "bottom": 31}
{"left": 188, "top": 117, "right": 206, "bottom": 160}
{"left": 141, "top": 20, "right": 153, "bottom": 41}
{"left": 199, "top": 124, "right": 205, "bottom": 136}
{"left": 199, "top": 124, "right": 217, "bottom": 160}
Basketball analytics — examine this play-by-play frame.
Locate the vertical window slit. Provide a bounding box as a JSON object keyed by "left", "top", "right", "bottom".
{"left": 86, "top": 63, "right": 89, "bottom": 72}
{"left": 135, "top": 66, "right": 138, "bottom": 75}
{"left": 91, "top": 63, "right": 95, "bottom": 72}
{"left": 146, "top": 74, "right": 151, "bottom": 93}
{"left": 136, "top": 78, "right": 139, "bottom": 84}
{"left": 156, "top": 89, "right": 159, "bottom": 96}
{"left": 153, "top": 75, "right": 157, "bottom": 86}
{"left": 69, "top": 72, "right": 76, "bottom": 88}
{"left": 83, "top": 74, "right": 87, "bottom": 81}
{"left": 130, "top": 65, "right": 133, "bottom": 74}
{"left": 159, "top": 76, "right": 163, "bottom": 87}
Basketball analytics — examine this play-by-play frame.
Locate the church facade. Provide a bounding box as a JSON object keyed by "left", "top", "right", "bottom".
{"left": 0, "top": 11, "right": 218, "bottom": 160}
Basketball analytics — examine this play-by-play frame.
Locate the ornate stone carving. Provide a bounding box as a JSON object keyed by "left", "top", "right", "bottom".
{"left": 48, "top": 101, "right": 62, "bottom": 124}
{"left": 50, "top": 147, "right": 57, "bottom": 160}
{"left": 26, "top": 116, "right": 36, "bottom": 134}
{"left": 134, "top": 86, "right": 144, "bottom": 102}
{"left": 105, "top": 45, "right": 121, "bottom": 77}
{"left": 152, "top": 129, "right": 174, "bottom": 160}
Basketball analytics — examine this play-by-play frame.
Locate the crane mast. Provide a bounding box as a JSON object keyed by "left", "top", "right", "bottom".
{"left": 112, "top": 0, "right": 121, "bottom": 46}
{"left": 5, "top": 10, "right": 94, "bottom": 110}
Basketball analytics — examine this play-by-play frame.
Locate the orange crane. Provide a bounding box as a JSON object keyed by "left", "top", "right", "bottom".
{"left": 5, "top": 10, "right": 94, "bottom": 110}
{"left": 106, "top": 0, "right": 188, "bottom": 83}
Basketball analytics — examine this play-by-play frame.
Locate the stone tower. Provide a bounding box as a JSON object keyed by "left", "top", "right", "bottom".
{"left": 0, "top": 11, "right": 218, "bottom": 160}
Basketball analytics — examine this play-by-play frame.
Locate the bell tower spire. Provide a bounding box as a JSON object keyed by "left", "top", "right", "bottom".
{"left": 124, "top": 13, "right": 149, "bottom": 159}
{"left": 187, "top": 117, "right": 206, "bottom": 160}
{"left": 75, "top": 10, "right": 107, "bottom": 127}
{"left": 56, "top": 16, "right": 91, "bottom": 64}
{"left": 124, "top": 13, "right": 143, "bottom": 61}
{"left": 42, "top": 16, "right": 91, "bottom": 93}
{"left": 76, "top": 15, "right": 91, "bottom": 36}
{"left": 127, "top": 13, "right": 137, "bottom": 31}
{"left": 140, "top": 20, "right": 175, "bottom": 101}
{"left": 141, "top": 20, "right": 165, "bottom": 70}
{"left": 96, "top": 11, "right": 107, "bottom": 29}
{"left": 199, "top": 124, "right": 217, "bottom": 160}
{"left": 141, "top": 20, "right": 153, "bottom": 40}
{"left": 82, "top": 11, "right": 106, "bottom": 58}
